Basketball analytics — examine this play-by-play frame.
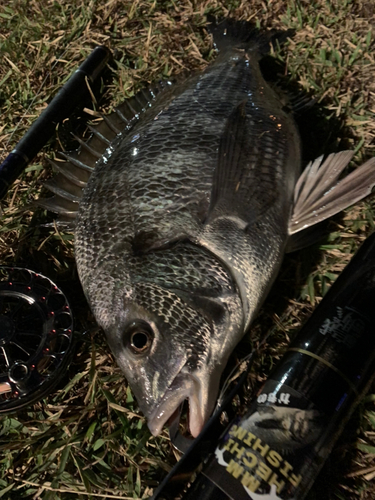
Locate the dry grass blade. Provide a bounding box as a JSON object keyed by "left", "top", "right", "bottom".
{"left": 1, "top": 1, "right": 375, "bottom": 499}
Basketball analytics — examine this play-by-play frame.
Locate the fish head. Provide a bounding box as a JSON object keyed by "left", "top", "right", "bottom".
{"left": 88, "top": 267, "right": 243, "bottom": 438}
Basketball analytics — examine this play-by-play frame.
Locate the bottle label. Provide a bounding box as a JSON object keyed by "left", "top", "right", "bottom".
{"left": 203, "top": 380, "right": 328, "bottom": 500}
{"left": 201, "top": 239, "right": 375, "bottom": 499}
{"left": 318, "top": 305, "right": 367, "bottom": 347}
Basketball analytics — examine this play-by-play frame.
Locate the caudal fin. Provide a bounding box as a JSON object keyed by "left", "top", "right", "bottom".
{"left": 207, "top": 17, "right": 294, "bottom": 56}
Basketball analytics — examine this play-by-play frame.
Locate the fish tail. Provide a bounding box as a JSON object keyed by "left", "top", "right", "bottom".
{"left": 207, "top": 17, "right": 294, "bottom": 56}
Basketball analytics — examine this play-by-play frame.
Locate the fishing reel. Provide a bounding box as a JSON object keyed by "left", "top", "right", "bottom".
{"left": 0, "top": 267, "right": 74, "bottom": 412}
{"left": 0, "top": 47, "right": 112, "bottom": 412}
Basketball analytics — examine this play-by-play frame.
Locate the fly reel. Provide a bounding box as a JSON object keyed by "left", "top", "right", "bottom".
{"left": 0, "top": 267, "right": 74, "bottom": 412}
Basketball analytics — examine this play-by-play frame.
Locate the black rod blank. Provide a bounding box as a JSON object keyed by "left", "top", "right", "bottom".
{"left": 0, "top": 45, "right": 112, "bottom": 200}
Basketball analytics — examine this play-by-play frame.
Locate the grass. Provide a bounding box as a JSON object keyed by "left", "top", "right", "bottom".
{"left": 1, "top": 0, "right": 375, "bottom": 498}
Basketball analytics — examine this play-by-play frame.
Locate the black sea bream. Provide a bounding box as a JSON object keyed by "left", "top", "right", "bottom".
{"left": 41, "top": 19, "right": 375, "bottom": 438}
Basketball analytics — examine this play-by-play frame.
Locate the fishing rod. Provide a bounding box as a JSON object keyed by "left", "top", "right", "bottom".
{"left": 0, "top": 45, "right": 112, "bottom": 412}
{"left": 153, "top": 230, "right": 375, "bottom": 500}
{"left": 0, "top": 45, "right": 112, "bottom": 200}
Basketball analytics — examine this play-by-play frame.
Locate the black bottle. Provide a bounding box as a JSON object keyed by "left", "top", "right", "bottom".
{"left": 181, "top": 231, "right": 375, "bottom": 500}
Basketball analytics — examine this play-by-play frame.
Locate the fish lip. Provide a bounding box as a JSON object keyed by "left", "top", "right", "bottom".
{"left": 147, "top": 372, "right": 203, "bottom": 438}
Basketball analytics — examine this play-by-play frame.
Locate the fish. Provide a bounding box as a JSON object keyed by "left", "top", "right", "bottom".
{"left": 241, "top": 406, "right": 324, "bottom": 451}
{"left": 39, "top": 18, "right": 375, "bottom": 438}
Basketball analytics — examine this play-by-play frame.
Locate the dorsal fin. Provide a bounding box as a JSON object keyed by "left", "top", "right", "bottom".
{"left": 36, "top": 81, "right": 174, "bottom": 226}
{"left": 44, "top": 175, "right": 83, "bottom": 202}
{"left": 37, "top": 196, "right": 79, "bottom": 217}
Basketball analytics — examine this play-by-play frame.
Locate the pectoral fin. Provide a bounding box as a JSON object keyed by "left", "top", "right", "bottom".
{"left": 289, "top": 151, "right": 375, "bottom": 236}
{"left": 206, "top": 100, "right": 276, "bottom": 227}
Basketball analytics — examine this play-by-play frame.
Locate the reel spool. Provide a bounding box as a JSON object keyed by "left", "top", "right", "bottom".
{"left": 0, "top": 267, "right": 74, "bottom": 412}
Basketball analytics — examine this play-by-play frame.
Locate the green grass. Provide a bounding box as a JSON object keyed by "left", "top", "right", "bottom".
{"left": 1, "top": 0, "right": 375, "bottom": 498}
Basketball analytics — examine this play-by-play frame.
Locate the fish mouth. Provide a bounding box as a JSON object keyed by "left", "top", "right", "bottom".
{"left": 147, "top": 372, "right": 206, "bottom": 438}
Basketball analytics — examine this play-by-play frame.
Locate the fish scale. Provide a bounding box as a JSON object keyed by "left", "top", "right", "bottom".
{"left": 133, "top": 282, "right": 212, "bottom": 360}
{"left": 128, "top": 243, "right": 235, "bottom": 294}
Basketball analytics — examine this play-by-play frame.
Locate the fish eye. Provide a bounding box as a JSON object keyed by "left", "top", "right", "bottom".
{"left": 124, "top": 321, "right": 154, "bottom": 354}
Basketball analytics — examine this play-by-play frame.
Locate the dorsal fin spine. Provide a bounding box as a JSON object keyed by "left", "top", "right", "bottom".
{"left": 47, "top": 158, "right": 89, "bottom": 187}
{"left": 100, "top": 113, "right": 122, "bottom": 135}
{"left": 71, "top": 133, "right": 102, "bottom": 158}
{"left": 115, "top": 108, "right": 130, "bottom": 124}
{"left": 59, "top": 152, "right": 95, "bottom": 172}
{"left": 87, "top": 125, "right": 112, "bottom": 145}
